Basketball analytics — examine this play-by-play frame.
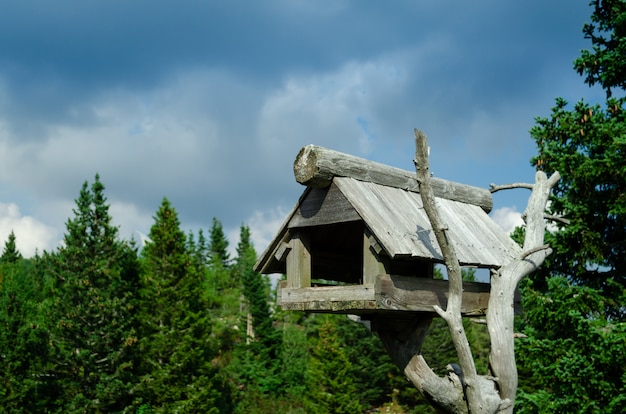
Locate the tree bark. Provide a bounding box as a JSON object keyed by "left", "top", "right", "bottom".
{"left": 486, "top": 171, "right": 560, "bottom": 410}
{"left": 414, "top": 129, "right": 486, "bottom": 413}
{"left": 410, "top": 129, "right": 559, "bottom": 413}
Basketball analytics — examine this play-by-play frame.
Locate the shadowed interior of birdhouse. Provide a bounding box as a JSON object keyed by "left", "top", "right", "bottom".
{"left": 308, "top": 221, "right": 363, "bottom": 285}
{"left": 303, "top": 220, "right": 434, "bottom": 286}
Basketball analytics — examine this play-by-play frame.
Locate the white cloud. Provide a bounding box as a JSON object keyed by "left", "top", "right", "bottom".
{"left": 490, "top": 206, "right": 524, "bottom": 235}
{"left": 0, "top": 202, "right": 58, "bottom": 257}
{"left": 245, "top": 206, "right": 292, "bottom": 287}
{"left": 246, "top": 206, "right": 292, "bottom": 256}
{"left": 225, "top": 204, "right": 292, "bottom": 261}
{"left": 109, "top": 200, "right": 154, "bottom": 244}
{"left": 257, "top": 58, "right": 409, "bottom": 160}
{"left": 222, "top": 206, "right": 289, "bottom": 264}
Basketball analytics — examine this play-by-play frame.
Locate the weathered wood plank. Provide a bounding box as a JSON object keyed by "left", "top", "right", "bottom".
{"left": 363, "top": 230, "right": 383, "bottom": 285}
{"left": 286, "top": 231, "right": 311, "bottom": 288}
{"left": 294, "top": 144, "right": 493, "bottom": 212}
{"left": 274, "top": 241, "right": 291, "bottom": 262}
{"left": 279, "top": 284, "right": 377, "bottom": 312}
{"left": 334, "top": 177, "right": 522, "bottom": 267}
{"left": 276, "top": 274, "right": 522, "bottom": 316}
{"left": 376, "top": 274, "right": 491, "bottom": 315}
{"left": 289, "top": 183, "right": 361, "bottom": 228}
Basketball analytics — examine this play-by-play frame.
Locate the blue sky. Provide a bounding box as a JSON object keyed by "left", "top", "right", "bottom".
{"left": 0, "top": 0, "right": 604, "bottom": 257}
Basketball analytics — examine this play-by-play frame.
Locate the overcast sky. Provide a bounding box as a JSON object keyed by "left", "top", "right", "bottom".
{"left": 0, "top": 1, "right": 603, "bottom": 258}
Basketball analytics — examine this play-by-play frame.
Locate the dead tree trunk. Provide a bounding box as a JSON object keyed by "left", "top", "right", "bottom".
{"left": 486, "top": 169, "right": 560, "bottom": 408}
{"left": 405, "top": 129, "right": 560, "bottom": 413}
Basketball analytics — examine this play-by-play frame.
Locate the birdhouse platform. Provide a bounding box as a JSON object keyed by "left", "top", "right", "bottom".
{"left": 254, "top": 145, "right": 522, "bottom": 317}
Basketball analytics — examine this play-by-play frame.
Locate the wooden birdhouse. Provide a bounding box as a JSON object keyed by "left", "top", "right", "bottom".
{"left": 254, "top": 145, "right": 522, "bottom": 317}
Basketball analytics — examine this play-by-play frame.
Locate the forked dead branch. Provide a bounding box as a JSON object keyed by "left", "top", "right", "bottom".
{"left": 412, "top": 129, "right": 560, "bottom": 413}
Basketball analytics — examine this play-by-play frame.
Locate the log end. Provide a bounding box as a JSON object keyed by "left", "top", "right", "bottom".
{"left": 294, "top": 144, "right": 333, "bottom": 187}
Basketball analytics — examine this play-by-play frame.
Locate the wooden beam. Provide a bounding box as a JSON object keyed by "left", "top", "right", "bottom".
{"left": 294, "top": 144, "right": 493, "bottom": 212}
{"left": 276, "top": 273, "right": 523, "bottom": 316}
{"left": 274, "top": 241, "right": 291, "bottom": 262}
{"left": 363, "top": 230, "right": 383, "bottom": 285}
{"left": 286, "top": 231, "right": 311, "bottom": 288}
{"left": 289, "top": 184, "right": 361, "bottom": 227}
{"left": 376, "top": 274, "right": 491, "bottom": 315}
{"left": 278, "top": 284, "right": 377, "bottom": 312}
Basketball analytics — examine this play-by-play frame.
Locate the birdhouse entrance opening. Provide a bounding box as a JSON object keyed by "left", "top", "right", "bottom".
{"left": 308, "top": 221, "right": 363, "bottom": 286}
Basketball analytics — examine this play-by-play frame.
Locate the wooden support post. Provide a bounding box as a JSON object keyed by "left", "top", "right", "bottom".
{"left": 363, "top": 229, "right": 383, "bottom": 285}
{"left": 286, "top": 231, "right": 311, "bottom": 288}
{"left": 372, "top": 316, "right": 433, "bottom": 373}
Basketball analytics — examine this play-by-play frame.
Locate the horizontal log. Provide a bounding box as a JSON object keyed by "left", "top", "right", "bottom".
{"left": 294, "top": 144, "right": 493, "bottom": 212}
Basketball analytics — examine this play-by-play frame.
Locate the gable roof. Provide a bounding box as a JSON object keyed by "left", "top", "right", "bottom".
{"left": 255, "top": 176, "right": 522, "bottom": 274}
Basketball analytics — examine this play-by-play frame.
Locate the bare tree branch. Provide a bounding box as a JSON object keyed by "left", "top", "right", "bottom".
{"left": 489, "top": 182, "right": 534, "bottom": 193}
{"left": 413, "top": 129, "right": 486, "bottom": 413}
{"left": 521, "top": 244, "right": 552, "bottom": 260}
{"left": 545, "top": 214, "right": 570, "bottom": 225}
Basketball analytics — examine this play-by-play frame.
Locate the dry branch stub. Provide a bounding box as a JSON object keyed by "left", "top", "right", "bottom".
{"left": 294, "top": 144, "right": 493, "bottom": 212}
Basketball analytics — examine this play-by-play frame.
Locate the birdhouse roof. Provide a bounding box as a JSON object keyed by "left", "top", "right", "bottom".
{"left": 255, "top": 176, "right": 522, "bottom": 274}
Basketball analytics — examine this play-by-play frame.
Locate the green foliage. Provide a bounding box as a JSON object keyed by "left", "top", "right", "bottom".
{"left": 238, "top": 226, "right": 275, "bottom": 347}
{"left": 574, "top": 0, "right": 626, "bottom": 97}
{"left": 229, "top": 225, "right": 283, "bottom": 399}
{"left": 1, "top": 231, "right": 23, "bottom": 264}
{"left": 532, "top": 1, "right": 626, "bottom": 305}
{"left": 0, "top": 257, "right": 54, "bottom": 412}
{"left": 204, "top": 219, "right": 238, "bottom": 313}
{"left": 279, "top": 317, "right": 309, "bottom": 399}
{"left": 209, "top": 217, "right": 230, "bottom": 267}
{"left": 44, "top": 175, "right": 141, "bottom": 412}
{"left": 531, "top": 97, "right": 626, "bottom": 303}
{"left": 332, "top": 314, "right": 427, "bottom": 413}
{"left": 516, "top": 277, "right": 626, "bottom": 413}
{"left": 138, "top": 198, "right": 230, "bottom": 412}
{"left": 518, "top": 2, "right": 626, "bottom": 411}
{"left": 305, "top": 315, "right": 364, "bottom": 414}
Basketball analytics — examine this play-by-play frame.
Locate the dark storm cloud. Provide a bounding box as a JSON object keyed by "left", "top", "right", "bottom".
{"left": 0, "top": 0, "right": 592, "bottom": 124}
{"left": 0, "top": 0, "right": 421, "bottom": 136}
{"left": 0, "top": 0, "right": 600, "bottom": 254}
{"left": 0, "top": 1, "right": 413, "bottom": 86}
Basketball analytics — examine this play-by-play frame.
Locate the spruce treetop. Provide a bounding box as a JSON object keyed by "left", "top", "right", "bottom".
{"left": 209, "top": 217, "right": 230, "bottom": 266}
{"left": 1, "top": 230, "right": 22, "bottom": 263}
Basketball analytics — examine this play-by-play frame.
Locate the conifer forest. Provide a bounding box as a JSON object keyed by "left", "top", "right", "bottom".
{"left": 1, "top": 175, "right": 477, "bottom": 413}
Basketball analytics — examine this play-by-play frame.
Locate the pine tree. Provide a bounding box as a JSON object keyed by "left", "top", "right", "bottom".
{"left": 516, "top": 2, "right": 626, "bottom": 411}
{"left": 186, "top": 228, "right": 209, "bottom": 272}
{"left": 209, "top": 217, "right": 230, "bottom": 267}
{"left": 236, "top": 226, "right": 272, "bottom": 337}
{"left": 235, "top": 226, "right": 282, "bottom": 392}
{"left": 138, "top": 198, "right": 230, "bottom": 412}
{"left": 305, "top": 316, "right": 363, "bottom": 414}
{"left": 196, "top": 228, "right": 208, "bottom": 264}
{"left": 1, "top": 230, "right": 22, "bottom": 264}
{"left": 44, "top": 175, "right": 141, "bottom": 412}
{"left": 0, "top": 255, "right": 54, "bottom": 412}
